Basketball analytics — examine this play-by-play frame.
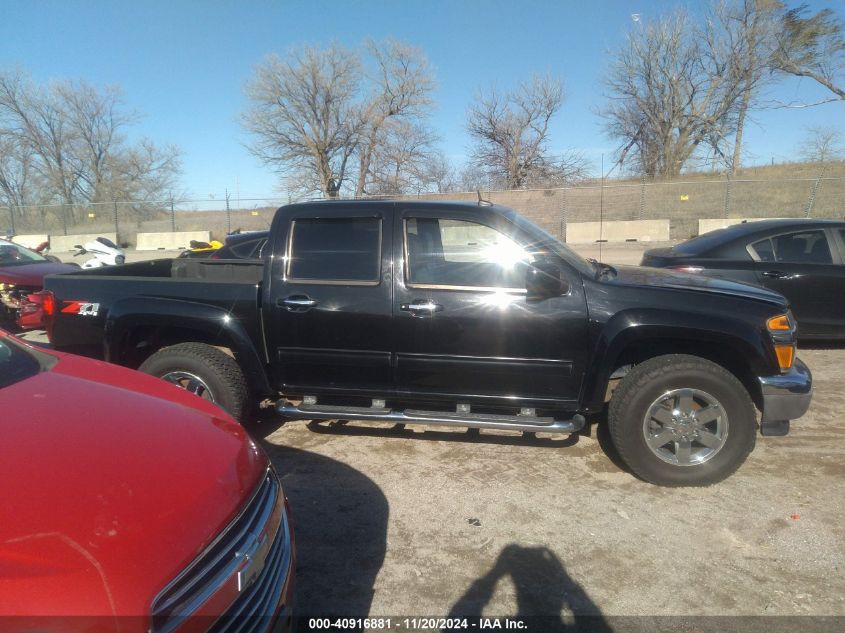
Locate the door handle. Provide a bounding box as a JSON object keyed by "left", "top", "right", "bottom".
{"left": 279, "top": 295, "right": 317, "bottom": 310}
{"left": 400, "top": 301, "right": 443, "bottom": 315}
{"left": 762, "top": 270, "right": 788, "bottom": 279}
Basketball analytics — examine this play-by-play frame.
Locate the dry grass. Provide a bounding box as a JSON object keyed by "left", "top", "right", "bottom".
{"left": 7, "top": 161, "right": 844, "bottom": 243}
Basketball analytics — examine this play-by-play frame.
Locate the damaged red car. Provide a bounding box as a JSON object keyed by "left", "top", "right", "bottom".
{"left": 0, "top": 239, "right": 78, "bottom": 329}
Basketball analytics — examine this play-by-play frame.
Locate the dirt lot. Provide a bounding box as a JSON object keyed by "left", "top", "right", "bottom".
{"left": 28, "top": 244, "right": 844, "bottom": 630}
{"left": 252, "top": 343, "right": 844, "bottom": 628}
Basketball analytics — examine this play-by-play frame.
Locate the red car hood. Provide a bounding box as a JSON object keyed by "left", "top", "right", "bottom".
{"left": 0, "top": 261, "right": 79, "bottom": 286}
{"left": 0, "top": 347, "right": 267, "bottom": 620}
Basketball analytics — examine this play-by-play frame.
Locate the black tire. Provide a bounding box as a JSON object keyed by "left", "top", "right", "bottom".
{"left": 608, "top": 354, "right": 756, "bottom": 487}
{"left": 138, "top": 342, "right": 249, "bottom": 422}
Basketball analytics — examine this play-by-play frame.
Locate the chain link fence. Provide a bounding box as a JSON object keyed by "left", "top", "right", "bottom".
{"left": 2, "top": 172, "right": 844, "bottom": 247}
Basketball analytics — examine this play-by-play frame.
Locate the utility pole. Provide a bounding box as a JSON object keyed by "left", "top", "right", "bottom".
{"left": 113, "top": 199, "right": 119, "bottom": 241}
{"left": 170, "top": 194, "right": 175, "bottom": 231}
{"left": 225, "top": 189, "right": 231, "bottom": 234}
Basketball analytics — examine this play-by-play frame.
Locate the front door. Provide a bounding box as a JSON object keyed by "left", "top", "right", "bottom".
{"left": 392, "top": 205, "right": 589, "bottom": 409}
{"left": 264, "top": 204, "right": 394, "bottom": 394}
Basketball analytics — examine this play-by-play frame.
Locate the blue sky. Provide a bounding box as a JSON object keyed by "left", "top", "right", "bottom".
{"left": 2, "top": 0, "right": 843, "bottom": 201}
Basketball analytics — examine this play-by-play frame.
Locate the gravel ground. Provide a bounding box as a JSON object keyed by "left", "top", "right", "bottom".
{"left": 251, "top": 345, "right": 844, "bottom": 629}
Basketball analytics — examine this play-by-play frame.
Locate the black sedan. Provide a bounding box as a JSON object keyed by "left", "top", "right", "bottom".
{"left": 642, "top": 219, "right": 845, "bottom": 340}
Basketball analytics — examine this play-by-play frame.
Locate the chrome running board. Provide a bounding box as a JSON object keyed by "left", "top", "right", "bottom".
{"left": 275, "top": 401, "right": 584, "bottom": 434}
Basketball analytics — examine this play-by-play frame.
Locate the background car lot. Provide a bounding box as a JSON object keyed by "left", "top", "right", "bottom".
{"left": 24, "top": 242, "right": 844, "bottom": 623}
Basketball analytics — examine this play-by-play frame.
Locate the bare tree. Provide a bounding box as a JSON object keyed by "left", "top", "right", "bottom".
{"left": 242, "top": 44, "right": 365, "bottom": 198}
{"left": 706, "top": 0, "right": 784, "bottom": 174}
{"left": 0, "top": 133, "right": 35, "bottom": 209}
{"left": 417, "top": 151, "right": 458, "bottom": 193}
{"left": 797, "top": 125, "right": 844, "bottom": 163}
{"left": 772, "top": 4, "right": 845, "bottom": 105}
{"left": 467, "top": 75, "right": 574, "bottom": 189}
{"left": 602, "top": 10, "right": 745, "bottom": 178}
{"left": 0, "top": 70, "right": 182, "bottom": 222}
{"left": 0, "top": 70, "right": 80, "bottom": 211}
{"left": 366, "top": 119, "right": 438, "bottom": 195}
{"left": 355, "top": 39, "right": 436, "bottom": 196}
{"left": 54, "top": 81, "right": 137, "bottom": 204}
{"left": 242, "top": 41, "right": 435, "bottom": 199}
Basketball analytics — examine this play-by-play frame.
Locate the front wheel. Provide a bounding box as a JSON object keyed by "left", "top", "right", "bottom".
{"left": 608, "top": 354, "right": 756, "bottom": 487}
{"left": 138, "top": 342, "right": 249, "bottom": 422}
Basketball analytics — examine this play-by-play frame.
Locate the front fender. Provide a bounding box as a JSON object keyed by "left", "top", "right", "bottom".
{"left": 582, "top": 308, "right": 776, "bottom": 411}
{"left": 104, "top": 296, "right": 272, "bottom": 397}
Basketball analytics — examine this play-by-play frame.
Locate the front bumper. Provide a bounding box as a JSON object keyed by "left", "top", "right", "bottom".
{"left": 758, "top": 358, "right": 812, "bottom": 436}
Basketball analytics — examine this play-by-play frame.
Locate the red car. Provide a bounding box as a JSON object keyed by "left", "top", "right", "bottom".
{"left": 0, "top": 239, "right": 78, "bottom": 329}
{"left": 0, "top": 330, "right": 294, "bottom": 631}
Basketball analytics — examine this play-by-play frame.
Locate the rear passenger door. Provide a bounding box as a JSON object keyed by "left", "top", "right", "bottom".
{"left": 750, "top": 228, "right": 844, "bottom": 337}
{"left": 264, "top": 205, "right": 394, "bottom": 393}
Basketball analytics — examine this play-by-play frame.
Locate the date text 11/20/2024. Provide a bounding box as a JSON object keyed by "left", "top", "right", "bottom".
{"left": 306, "top": 618, "right": 528, "bottom": 630}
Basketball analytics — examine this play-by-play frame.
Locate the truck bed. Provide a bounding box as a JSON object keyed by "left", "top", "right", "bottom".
{"left": 44, "top": 258, "right": 265, "bottom": 356}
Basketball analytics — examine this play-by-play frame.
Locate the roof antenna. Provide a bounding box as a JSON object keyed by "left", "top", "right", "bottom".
{"left": 477, "top": 190, "right": 492, "bottom": 206}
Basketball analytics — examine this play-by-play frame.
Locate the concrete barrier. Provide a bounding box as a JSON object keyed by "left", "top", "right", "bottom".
{"left": 698, "top": 218, "right": 802, "bottom": 235}
{"left": 51, "top": 233, "right": 118, "bottom": 252}
{"left": 9, "top": 234, "right": 49, "bottom": 250}
{"left": 136, "top": 231, "right": 211, "bottom": 251}
{"left": 565, "top": 220, "right": 670, "bottom": 244}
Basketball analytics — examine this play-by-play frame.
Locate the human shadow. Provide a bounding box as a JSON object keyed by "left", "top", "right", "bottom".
{"left": 255, "top": 439, "right": 389, "bottom": 619}
{"left": 446, "top": 544, "right": 612, "bottom": 633}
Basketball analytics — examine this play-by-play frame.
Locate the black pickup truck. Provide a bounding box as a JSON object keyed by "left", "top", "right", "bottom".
{"left": 42, "top": 200, "right": 812, "bottom": 486}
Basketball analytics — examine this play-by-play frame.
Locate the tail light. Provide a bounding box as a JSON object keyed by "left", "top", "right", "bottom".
{"left": 41, "top": 290, "right": 56, "bottom": 317}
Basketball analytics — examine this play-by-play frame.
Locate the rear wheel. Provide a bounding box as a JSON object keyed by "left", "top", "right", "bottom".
{"left": 608, "top": 354, "right": 756, "bottom": 486}
{"left": 138, "top": 342, "right": 249, "bottom": 422}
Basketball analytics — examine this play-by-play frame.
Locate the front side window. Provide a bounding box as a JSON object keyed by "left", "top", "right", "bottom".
{"left": 287, "top": 217, "right": 381, "bottom": 283}
{"left": 405, "top": 217, "right": 529, "bottom": 289}
{"left": 772, "top": 230, "right": 832, "bottom": 264}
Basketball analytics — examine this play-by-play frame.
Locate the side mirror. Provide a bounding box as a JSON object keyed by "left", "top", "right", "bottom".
{"left": 525, "top": 259, "right": 569, "bottom": 300}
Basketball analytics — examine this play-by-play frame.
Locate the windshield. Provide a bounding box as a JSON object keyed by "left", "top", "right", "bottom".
{"left": 0, "top": 337, "right": 42, "bottom": 389}
{"left": 502, "top": 209, "right": 595, "bottom": 276}
{"left": 0, "top": 240, "right": 48, "bottom": 266}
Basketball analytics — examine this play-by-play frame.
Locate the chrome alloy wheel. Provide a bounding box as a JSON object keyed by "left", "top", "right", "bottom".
{"left": 642, "top": 388, "right": 729, "bottom": 466}
{"left": 161, "top": 371, "right": 215, "bottom": 403}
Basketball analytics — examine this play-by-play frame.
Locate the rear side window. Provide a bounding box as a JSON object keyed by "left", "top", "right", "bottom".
{"left": 749, "top": 238, "right": 775, "bottom": 262}
{"left": 772, "top": 230, "right": 832, "bottom": 264}
{"left": 287, "top": 217, "right": 381, "bottom": 283}
{"left": 230, "top": 237, "right": 264, "bottom": 258}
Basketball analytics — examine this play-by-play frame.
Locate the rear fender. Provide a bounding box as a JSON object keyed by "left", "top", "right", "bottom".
{"left": 104, "top": 296, "right": 272, "bottom": 396}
